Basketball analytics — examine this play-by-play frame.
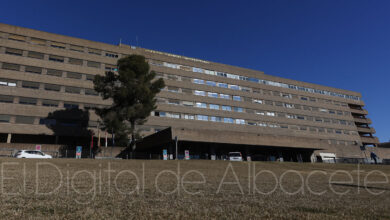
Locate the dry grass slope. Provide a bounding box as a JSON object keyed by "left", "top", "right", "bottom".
{"left": 0, "top": 159, "right": 389, "bottom": 219}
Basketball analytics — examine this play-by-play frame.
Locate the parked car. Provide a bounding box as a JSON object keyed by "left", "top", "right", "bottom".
{"left": 14, "top": 150, "right": 52, "bottom": 159}
{"left": 228, "top": 152, "right": 243, "bottom": 161}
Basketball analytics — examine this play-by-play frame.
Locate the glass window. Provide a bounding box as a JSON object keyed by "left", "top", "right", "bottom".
{"left": 253, "top": 99, "right": 263, "bottom": 104}
{"left": 48, "top": 55, "right": 64, "bottom": 63}
{"left": 193, "top": 79, "right": 204, "bottom": 84}
{"left": 209, "top": 104, "right": 219, "bottom": 110}
{"left": 68, "top": 58, "right": 83, "bottom": 65}
{"left": 233, "top": 107, "right": 243, "bottom": 112}
{"left": 217, "top": 83, "right": 228, "bottom": 88}
{"left": 223, "top": 118, "right": 234, "bottom": 123}
{"left": 27, "top": 51, "right": 44, "bottom": 59}
{"left": 219, "top": 94, "right": 230, "bottom": 99}
{"left": 25, "top": 66, "right": 42, "bottom": 74}
{"left": 66, "top": 72, "right": 82, "bottom": 79}
{"left": 229, "top": 85, "right": 240, "bottom": 90}
{"left": 206, "top": 81, "right": 216, "bottom": 86}
{"left": 0, "top": 115, "right": 10, "bottom": 123}
{"left": 0, "top": 95, "right": 14, "bottom": 103}
{"left": 210, "top": 116, "right": 221, "bottom": 122}
{"left": 208, "top": 92, "right": 218, "bottom": 98}
{"left": 64, "top": 102, "right": 79, "bottom": 109}
{"left": 47, "top": 69, "right": 63, "bottom": 77}
{"left": 196, "top": 115, "right": 208, "bottom": 121}
{"left": 19, "top": 97, "right": 37, "bottom": 105}
{"left": 195, "top": 102, "right": 207, "bottom": 108}
{"left": 233, "top": 96, "right": 241, "bottom": 101}
{"left": 0, "top": 78, "right": 17, "bottom": 87}
{"left": 87, "top": 61, "right": 100, "bottom": 68}
{"left": 2, "top": 63, "right": 20, "bottom": 71}
{"left": 182, "top": 101, "right": 193, "bottom": 107}
{"left": 44, "top": 84, "right": 61, "bottom": 92}
{"left": 5, "top": 48, "right": 23, "bottom": 56}
{"left": 221, "top": 105, "right": 232, "bottom": 111}
{"left": 235, "top": 119, "right": 245, "bottom": 124}
{"left": 65, "top": 87, "right": 81, "bottom": 94}
{"left": 183, "top": 114, "right": 195, "bottom": 120}
{"left": 194, "top": 90, "right": 206, "bottom": 96}
{"left": 22, "top": 81, "right": 39, "bottom": 89}
{"left": 85, "top": 89, "right": 98, "bottom": 96}
{"left": 15, "top": 116, "right": 35, "bottom": 124}
{"left": 42, "top": 99, "right": 59, "bottom": 107}
{"left": 266, "top": 112, "right": 275, "bottom": 117}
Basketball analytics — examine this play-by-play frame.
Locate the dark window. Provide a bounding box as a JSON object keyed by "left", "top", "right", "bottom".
{"left": 49, "top": 55, "right": 64, "bottom": 63}
{"left": 0, "top": 115, "right": 10, "bottom": 123}
{"left": 22, "top": 81, "right": 40, "bottom": 89}
{"left": 47, "top": 69, "right": 63, "bottom": 77}
{"left": 5, "top": 48, "right": 23, "bottom": 56}
{"left": 85, "top": 74, "right": 95, "bottom": 81}
{"left": 2, "top": 63, "right": 20, "bottom": 71}
{"left": 65, "top": 86, "right": 81, "bottom": 94}
{"left": 64, "top": 102, "right": 79, "bottom": 109}
{"left": 87, "top": 61, "right": 100, "bottom": 68}
{"left": 15, "top": 116, "right": 35, "bottom": 124}
{"left": 66, "top": 72, "right": 82, "bottom": 79}
{"left": 42, "top": 99, "right": 59, "bottom": 107}
{"left": 0, "top": 95, "right": 13, "bottom": 103}
{"left": 68, "top": 58, "right": 83, "bottom": 66}
{"left": 27, "top": 51, "right": 44, "bottom": 59}
{"left": 25, "top": 66, "right": 42, "bottom": 74}
{"left": 85, "top": 89, "right": 98, "bottom": 96}
{"left": 19, "top": 97, "right": 37, "bottom": 105}
{"left": 44, "top": 84, "right": 61, "bottom": 92}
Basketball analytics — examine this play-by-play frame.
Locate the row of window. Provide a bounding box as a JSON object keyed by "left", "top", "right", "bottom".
{"left": 153, "top": 111, "right": 358, "bottom": 136}
{"left": 2, "top": 32, "right": 126, "bottom": 58}
{"left": 0, "top": 95, "right": 102, "bottom": 110}
{"left": 157, "top": 97, "right": 354, "bottom": 127}
{"left": 0, "top": 77, "right": 98, "bottom": 96}
{"left": 149, "top": 60, "right": 360, "bottom": 101}
{"left": 157, "top": 72, "right": 351, "bottom": 109}
{"left": 3, "top": 47, "right": 106, "bottom": 69}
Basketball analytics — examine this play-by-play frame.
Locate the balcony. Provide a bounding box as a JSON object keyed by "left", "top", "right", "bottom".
{"left": 353, "top": 117, "right": 372, "bottom": 124}
{"left": 357, "top": 127, "right": 376, "bottom": 134}
{"left": 349, "top": 108, "right": 368, "bottom": 115}
{"left": 361, "top": 136, "right": 380, "bottom": 145}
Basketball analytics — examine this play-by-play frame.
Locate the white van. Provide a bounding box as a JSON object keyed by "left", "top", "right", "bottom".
{"left": 228, "top": 152, "right": 243, "bottom": 161}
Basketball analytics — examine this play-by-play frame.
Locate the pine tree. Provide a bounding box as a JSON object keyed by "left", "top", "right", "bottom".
{"left": 93, "top": 55, "right": 165, "bottom": 148}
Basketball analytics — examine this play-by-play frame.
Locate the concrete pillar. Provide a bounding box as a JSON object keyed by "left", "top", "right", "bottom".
{"left": 6, "top": 133, "right": 11, "bottom": 143}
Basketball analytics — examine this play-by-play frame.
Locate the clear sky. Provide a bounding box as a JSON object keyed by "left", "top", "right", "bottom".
{"left": 1, "top": 0, "right": 389, "bottom": 142}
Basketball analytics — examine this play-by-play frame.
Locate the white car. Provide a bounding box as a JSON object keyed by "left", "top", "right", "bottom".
{"left": 14, "top": 150, "right": 52, "bottom": 159}
{"left": 228, "top": 152, "right": 243, "bottom": 161}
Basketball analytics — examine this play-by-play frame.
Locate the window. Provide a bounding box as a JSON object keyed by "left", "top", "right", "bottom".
{"left": 64, "top": 102, "right": 79, "bottom": 109}
{"left": 297, "top": 115, "right": 305, "bottom": 120}
{"left": 265, "top": 100, "right": 273, "bottom": 106}
{"left": 27, "top": 51, "right": 44, "bottom": 59}
{"left": 0, "top": 78, "right": 17, "bottom": 87}
{"left": 19, "top": 97, "right": 37, "bottom": 105}
{"left": 24, "top": 66, "right": 42, "bottom": 74}
{"left": 15, "top": 116, "right": 35, "bottom": 124}
{"left": 181, "top": 88, "right": 192, "bottom": 94}
{"left": 300, "top": 97, "right": 308, "bottom": 101}
{"left": 88, "top": 48, "right": 101, "bottom": 55}
{"left": 194, "top": 90, "right": 206, "bottom": 96}
{"left": 223, "top": 118, "right": 234, "bottom": 123}
{"left": 241, "top": 87, "right": 251, "bottom": 92}
{"left": 105, "top": 52, "right": 118, "bottom": 58}
{"left": 258, "top": 122, "right": 267, "bottom": 127}
{"left": 221, "top": 105, "right": 232, "bottom": 111}
{"left": 229, "top": 85, "right": 240, "bottom": 90}
{"left": 87, "top": 61, "right": 100, "bottom": 68}
{"left": 315, "top": 118, "right": 322, "bottom": 122}
{"left": 206, "top": 81, "right": 216, "bottom": 86}
{"left": 44, "top": 84, "right": 61, "bottom": 92}
{"left": 319, "top": 108, "right": 328, "bottom": 113}
{"left": 2, "top": 63, "right": 20, "bottom": 71}
{"left": 0, "top": 115, "right": 10, "bottom": 123}
{"left": 85, "top": 74, "right": 95, "bottom": 81}
{"left": 266, "top": 112, "right": 275, "bottom": 117}
{"left": 85, "top": 89, "right": 98, "bottom": 96}
{"left": 210, "top": 116, "right": 221, "bottom": 122}
{"left": 217, "top": 83, "right": 228, "bottom": 88}
{"left": 284, "top": 103, "right": 294, "bottom": 108}
{"left": 168, "top": 99, "right": 180, "bottom": 105}
{"left": 166, "top": 112, "right": 180, "bottom": 119}
{"left": 105, "top": 64, "right": 117, "bottom": 72}
{"left": 329, "top": 110, "right": 335, "bottom": 114}
{"left": 68, "top": 58, "right": 83, "bottom": 66}
{"left": 167, "top": 86, "right": 179, "bottom": 93}
{"left": 233, "top": 96, "right": 242, "bottom": 101}
{"left": 195, "top": 102, "right": 207, "bottom": 108}
{"left": 42, "top": 99, "right": 59, "bottom": 107}
{"left": 209, "top": 104, "right": 219, "bottom": 110}
{"left": 281, "top": 93, "right": 291, "bottom": 99}
{"left": 49, "top": 55, "right": 64, "bottom": 63}
{"left": 196, "top": 115, "right": 208, "bottom": 121}
{"left": 253, "top": 99, "right": 263, "bottom": 104}
{"left": 30, "top": 37, "right": 46, "bottom": 45}
{"left": 255, "top": 110, "right": 265, "bottom": 115}
{"left": 22, "top": 81, "right": 39, "bottom": 89}
{"left": 8, "top": 34, "right": 26, "bottom": 42}
{"left": 182, "top": 101, "right": 193, "bottom": 107}
{"left": 219, "top": 94, "right": 230, "bottom": 99}
{"left": 208, "top": 92, "right": 218, "bottom": 98}
{"left": 65, "top": 86, "right": 81, "bottom": 94}
{"left": 193, "top": 79, "right": 204, "bottom": 84}
{"left": 66, "top": 72, "right": 82, "bottom": 79}
{"left": 235, "top": 119, "right": 245, "bottom": 124}
{"left": 286, "top": 114, "right": 295, "bottom": 119}
{"left": 183, "top": 114, "right": 195, "bottom": 120}
{"left": 50, "top": 42, "right": 66, "bottom": 49}
{"left": 70, "top": 45, "right": 84, "bottom": 52}
{"left": 5, "top": 48, "right": 23, "bottom": 56}
{"left": 233, "top": 107, "right": 243, "bottom": 112}
{"left": 0, "top": 95, "right": 13, "bottom": 103}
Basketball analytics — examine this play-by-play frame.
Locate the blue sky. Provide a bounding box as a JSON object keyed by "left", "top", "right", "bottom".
{"left": 1, "top": 0, "right": 389, "bottom": 142}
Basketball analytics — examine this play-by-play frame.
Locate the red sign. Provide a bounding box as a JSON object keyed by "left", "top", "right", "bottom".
{"left": 35, "top": 145, "right": 41, "bottom": 151}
